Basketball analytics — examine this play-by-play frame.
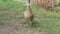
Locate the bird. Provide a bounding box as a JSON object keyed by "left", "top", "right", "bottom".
{"left": 24, "top": 3, "right": 34, "bottom": 27}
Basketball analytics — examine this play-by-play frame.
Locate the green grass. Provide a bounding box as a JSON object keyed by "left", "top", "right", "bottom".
{"left": 0, "top": 0, "right": 60, "bottom": 34}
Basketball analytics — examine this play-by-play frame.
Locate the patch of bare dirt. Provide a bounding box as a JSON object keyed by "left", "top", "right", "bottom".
{"left": 0, "top": 24, "right": 44, "bottom": 34}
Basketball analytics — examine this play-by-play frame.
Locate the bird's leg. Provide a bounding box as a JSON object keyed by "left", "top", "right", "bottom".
{"left": 27, "top": 20, "right": 32, "bottom": 27}
{"left": 27, "top": 21, "right": 29, "bottom": 27}
{"left": 26, "top": 20, "right": 30, "bottom": 27}
{"left": 29, "top": 21, "right": 32, "bottom": 27}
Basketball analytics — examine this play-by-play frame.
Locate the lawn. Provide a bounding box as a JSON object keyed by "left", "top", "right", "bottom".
{"left": 0, "top": 0, "right": 60, "bottom": 34}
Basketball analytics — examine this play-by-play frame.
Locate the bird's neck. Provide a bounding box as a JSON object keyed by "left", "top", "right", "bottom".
{"left": 26, "top": 5, "right": 31, "bottom": 11}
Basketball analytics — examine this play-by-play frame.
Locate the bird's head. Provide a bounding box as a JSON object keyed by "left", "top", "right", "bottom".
{"left": 26, "top": 2, "right": 30, "bottom": 7}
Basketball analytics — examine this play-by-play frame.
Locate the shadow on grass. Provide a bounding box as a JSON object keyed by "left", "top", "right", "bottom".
{"left": 0, "top": 22, "right": 5, "bottom": 26}
{"left": 32, "top": 20, "right": 40, "bottom": 27}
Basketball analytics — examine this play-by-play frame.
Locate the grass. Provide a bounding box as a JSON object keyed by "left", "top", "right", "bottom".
{"left": 0, "top": 0, "right": 60, "bottom": 34}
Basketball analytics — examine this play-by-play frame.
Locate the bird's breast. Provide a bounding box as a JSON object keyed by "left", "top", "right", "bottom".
{"left": 24, "top": 11, "right": 33, "bottom": 18}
